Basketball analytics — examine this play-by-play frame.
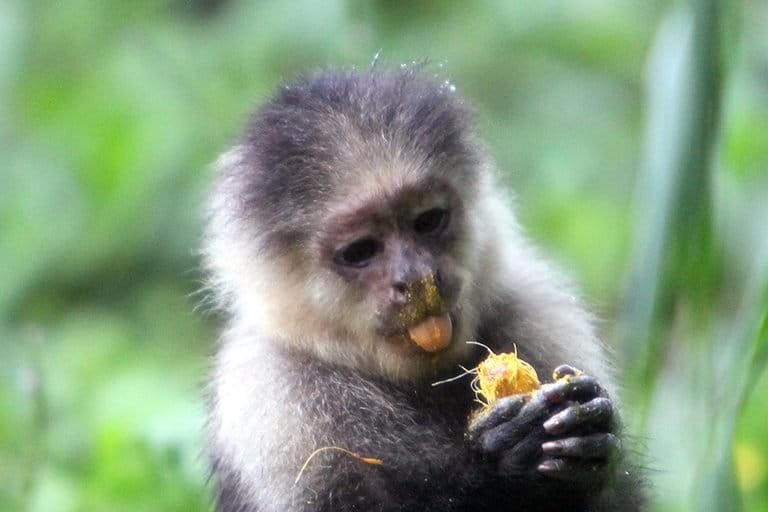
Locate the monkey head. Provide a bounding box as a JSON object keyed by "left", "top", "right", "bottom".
{"left": 204, "top": 68, "right": 505, "bottom": 382}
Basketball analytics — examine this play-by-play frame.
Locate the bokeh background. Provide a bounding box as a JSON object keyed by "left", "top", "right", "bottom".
{"left": 1, "top": 0, "right": 767, "bottom": 510}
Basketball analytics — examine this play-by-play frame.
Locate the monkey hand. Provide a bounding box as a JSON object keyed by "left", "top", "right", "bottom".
{"left": 467, "top": 365, "right": 618, "bottom": 493}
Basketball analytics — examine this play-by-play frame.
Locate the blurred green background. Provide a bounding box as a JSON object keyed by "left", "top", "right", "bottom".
{"left": 1, "top": 0, "right": 766, "bottom": 510}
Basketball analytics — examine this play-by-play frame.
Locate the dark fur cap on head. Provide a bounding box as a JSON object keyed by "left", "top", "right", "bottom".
{"left": 226, "top": 67, "right": 482, "bottom": 248}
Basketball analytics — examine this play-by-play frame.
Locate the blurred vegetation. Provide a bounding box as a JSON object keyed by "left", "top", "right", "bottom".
{"left": 1, "top": 0, "right": 766, "bottom": 511}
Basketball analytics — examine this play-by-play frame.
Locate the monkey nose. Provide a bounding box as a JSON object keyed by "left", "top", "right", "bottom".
{"left": 391, "top": 281, "right": 409, "bottom": 304}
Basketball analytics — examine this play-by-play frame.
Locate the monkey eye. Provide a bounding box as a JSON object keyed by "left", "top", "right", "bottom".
{"left": 335, "top": 238, "right": 382, "bottom": 268}
{"left": 413, "top": 208, "right": 449, "bottom": 235}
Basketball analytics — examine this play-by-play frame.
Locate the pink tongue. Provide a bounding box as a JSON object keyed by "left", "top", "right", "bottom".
{"left": 407, "top": 315, "right": 452, "bottom": 352}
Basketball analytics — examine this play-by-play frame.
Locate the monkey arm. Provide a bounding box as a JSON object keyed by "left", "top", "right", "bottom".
{"left": 280, "top": 355, "right": 644, "bottom": 512}
{"left": 211, "top": 343, "right": 644, "bottom": 512}
{"left": 467, "top": 372, "right": 645, "bottom": 511}
{"left": 470, "top": 288, "right": 647, "bottom": 511}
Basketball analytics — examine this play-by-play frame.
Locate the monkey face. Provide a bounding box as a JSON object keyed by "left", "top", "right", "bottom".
{"left": 313, "top": 179, "right": 469, "bottom": 354}
{"left": 206, "top": 69, "right": 493, "bottom": 378}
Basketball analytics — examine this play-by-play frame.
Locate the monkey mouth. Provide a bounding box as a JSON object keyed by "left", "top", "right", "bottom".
{"left": 406, "top": 314, "right": 453, "bottom": 353}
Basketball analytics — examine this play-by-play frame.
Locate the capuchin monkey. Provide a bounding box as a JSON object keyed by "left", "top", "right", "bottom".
{"left": 202, "top": 66, "right": 645, "bottom": 511}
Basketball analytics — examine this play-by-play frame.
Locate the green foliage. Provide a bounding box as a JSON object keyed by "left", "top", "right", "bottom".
{"left": 1, "top": 0, "right": 766, "bottom": 510}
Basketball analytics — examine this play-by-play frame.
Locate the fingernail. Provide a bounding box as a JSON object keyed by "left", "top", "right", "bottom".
{"left": 541, "top": 384, "right": 564, "bottom": 403}
{"left": 552, "top": 365, "right": 577, "bottom": 380}
{"left": 541, "top": 441, "right": 560, "bottom": 454}
{"left": 538, "top": 460, "right": 558, "bottom": 473}
{"left": 543, "top": 416, "right": 562, "bottom": 434}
